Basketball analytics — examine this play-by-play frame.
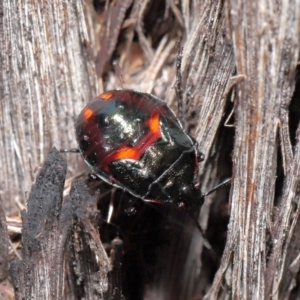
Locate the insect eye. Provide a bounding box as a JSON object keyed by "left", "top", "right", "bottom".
{"left": 180, "top": 185, "right": 193, "bottom": 201}
{"left": 197, "top": 153, "right": 205, "bottom": 162}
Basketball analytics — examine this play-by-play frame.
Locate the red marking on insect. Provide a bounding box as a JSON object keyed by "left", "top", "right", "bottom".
{"left": 76, "top": 89, "right": 203, "bottom": 211}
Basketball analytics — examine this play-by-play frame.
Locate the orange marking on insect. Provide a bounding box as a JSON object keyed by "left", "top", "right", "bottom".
{"left": 113, "top": 147, "right": 139, "bottom": 160}
{"left": 148, "top": 113, "right": 160, "bottom": 135}
{"left": 83, "top": 108, "right": 93, "bottom": 120}
{"left": 100, "top": 93, "right": 113, "bottom": 100}
{"left": 103, "top": 111, "right": 161, "bottom": 165}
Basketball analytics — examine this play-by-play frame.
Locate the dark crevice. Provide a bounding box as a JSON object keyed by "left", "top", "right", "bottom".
{"left": 288, "top": 66, "right": 300, "bottom": 147}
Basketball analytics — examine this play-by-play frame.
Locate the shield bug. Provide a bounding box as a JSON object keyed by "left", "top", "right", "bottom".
{"left": 75, "top": 89, "right": 205, "bottom": 214}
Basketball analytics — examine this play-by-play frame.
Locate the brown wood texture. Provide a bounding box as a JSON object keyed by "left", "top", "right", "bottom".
{"left": 1, "top": 0, "right": 300, "bottom": 299}
{"left": 1, "top": 0, "right": 97, "bottom": 213}
{"left": 206, "top": 0, "right": 300, "bottom": 299}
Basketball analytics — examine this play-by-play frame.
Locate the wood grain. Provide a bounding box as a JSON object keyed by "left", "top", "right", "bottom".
{"left": 1, "top": 0, "right": 97, "bottom": 213}
{"left": 1, "top": 0, "right": 300, "bottom": 299}
{"left": 206, "top": 0, "right": 300, "bottom": 298}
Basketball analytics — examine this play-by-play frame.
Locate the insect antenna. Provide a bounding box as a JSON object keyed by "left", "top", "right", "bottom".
{"left": 204, "top": 178, "right": 231, "bottom": 197}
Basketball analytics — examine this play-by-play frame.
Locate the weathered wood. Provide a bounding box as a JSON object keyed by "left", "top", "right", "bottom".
{"left": 10, "top": 147, "right": 71, "bottom": 299}
{"left": 2, "top": 0, "right": 300, "bottom": 299}
{"left": 95, "top": 0, "right": 133, "bottom": 77}
{"left": 206, "top": 0, "right": 300, "bottom": 299}
{"left": 1, "top": 0, "right": 97, "bottom": 213}
{"left": 10, "top": 148, "right": 121, "bottom": 299}
{"left": 67, "top": 179, "right": 111, "bottom": 300}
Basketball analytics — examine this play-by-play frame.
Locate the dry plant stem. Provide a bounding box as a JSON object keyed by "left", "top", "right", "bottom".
{"left": 95, "top": 0, "right": 133, "bottom": 76}
{"left": 1, "top": 0, "right": 97, "bottom": 213}
{"left": 174, "top": 0, "right": 235, "bottom": 158}
{"left": 279, "top": 110, "right": 294, "bottom": 174}
{"left": 167, "top": 0, "right": 184, "bottom": 27}
{"left": 135, "top": 0, "right": 154, "bottom": 62}
{"left": 270, "top": 124, "right": 300, "bottom": 298}
{"left": 277, "top": 185, "right": 300, "bottom": 299}
{"left": 206, "top": 0, "right": 300, "bottom": 298}
{"left": 143, "top": 36, "right": 176, "bottom": 93}
{"left": 266, "top": 127, "right": 300, "bottom": 296}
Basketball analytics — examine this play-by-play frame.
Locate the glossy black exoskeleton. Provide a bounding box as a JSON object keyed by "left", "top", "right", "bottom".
{"left": 75, "top": 90, "right": 204, "bottom": 213}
